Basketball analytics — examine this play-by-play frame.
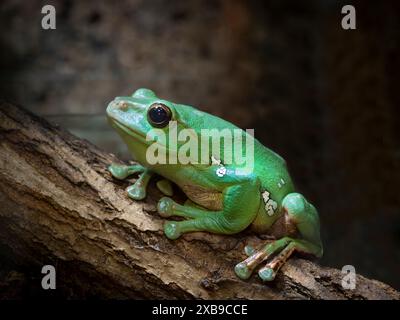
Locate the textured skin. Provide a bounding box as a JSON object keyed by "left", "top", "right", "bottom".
{"left": 107, "top": 88, "right": 323, "bottom": 281}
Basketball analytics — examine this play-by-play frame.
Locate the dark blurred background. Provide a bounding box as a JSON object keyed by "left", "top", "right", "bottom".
{"left": 0, "top": 0, "right": 399, "bottom": 296}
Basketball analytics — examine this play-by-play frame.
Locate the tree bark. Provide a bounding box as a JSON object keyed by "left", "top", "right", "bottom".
{"left": 0, "top": 101, "right": 398, "bottom": 300}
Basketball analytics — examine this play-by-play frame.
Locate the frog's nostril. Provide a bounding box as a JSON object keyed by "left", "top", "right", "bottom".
{"left": 117, "top": 101, "right": 129, "bottom": 111}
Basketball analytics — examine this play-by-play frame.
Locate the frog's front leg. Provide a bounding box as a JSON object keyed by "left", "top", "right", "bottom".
{"left": 108, "top": 163, "right": 153, "bottom": 200}
{"left": 108, "top": 163, "right": 146, "bottom": 180}
{"left": 157, "top": 171, "right": 261, "bottom": 239}
{"left": 125, "top": 169, "right": 154, "bottom": 200}
{"left": 235, "top": 193, "right": 323, "bottom": 281}
{"left": 109, "top": 163, "right": 175, "bottom": 200}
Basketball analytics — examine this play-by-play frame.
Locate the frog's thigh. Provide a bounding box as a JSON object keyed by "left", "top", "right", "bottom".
{"left": 235, "top": 193, "right": 323, "bottom": 281}
{"left": 126, "top": 169, "right": 153, "bottom": 200}
{"left": 281, "top": 193, "right": 323, "bottom": 256}
{"left": 108, "top": 163, "right": 146, "bottom": 180}
{"left": 162, "top": 175, "right": 261, "bottom": 240}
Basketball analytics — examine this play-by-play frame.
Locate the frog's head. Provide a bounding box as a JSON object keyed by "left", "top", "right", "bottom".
{"left": 108, "top": 88, "right": 254, "bottom": 170}
{"left": 106, "top": 88, "right": 202, "bottom": 166}
{"left": 107, "top": 88, "right": 167, "bottom": 140}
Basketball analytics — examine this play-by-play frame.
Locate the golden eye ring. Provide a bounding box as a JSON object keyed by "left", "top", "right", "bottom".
{"left": 147, "top": 103, "right": 172, "bottom": 128}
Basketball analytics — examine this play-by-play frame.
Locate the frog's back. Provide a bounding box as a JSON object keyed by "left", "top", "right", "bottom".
{"left": 177, "top": 104, "right": 296, "bottom": 199}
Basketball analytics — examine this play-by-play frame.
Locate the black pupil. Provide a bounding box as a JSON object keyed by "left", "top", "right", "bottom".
{"left": 149, "top": 105, "right": 169, "bottom": 124}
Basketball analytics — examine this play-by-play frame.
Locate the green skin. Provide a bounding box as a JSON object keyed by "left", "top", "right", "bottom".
{"left": 107, "top": 88, "right": 323, "bottom": 281}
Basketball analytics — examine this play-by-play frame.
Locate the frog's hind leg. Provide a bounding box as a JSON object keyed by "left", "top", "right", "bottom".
{"left": 235, "top": 237, "right": 292, "bottom": 280}
{"left": 257, "top": 193, "right": 322, "bottom": 281}
{"left": 235, "top": 192, "right": 323, "bottom": 281}
{"left": 258, "top": 239, "right": 320, "bottom": 281}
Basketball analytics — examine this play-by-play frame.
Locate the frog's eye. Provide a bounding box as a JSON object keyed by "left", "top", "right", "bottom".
{"left": 147, "top": 103, "right": 172, "bottom": 128}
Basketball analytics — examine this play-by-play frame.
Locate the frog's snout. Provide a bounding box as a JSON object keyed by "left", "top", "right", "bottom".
{"left": 115, "top": 100, "right": 129, "bottom": 111}
{"left": 107, "top": 98, "right": 129, "bottom": 113}
{"left": 106, "top": 99, "right": 132, "bottom": 121}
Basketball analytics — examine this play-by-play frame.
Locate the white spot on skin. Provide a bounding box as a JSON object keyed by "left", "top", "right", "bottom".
{"left": 262, "top": 190, "right": 278, "bottom": 216}
{"left": 277, "top": 178, "right": 286, "bottom": 189}
{"left": 266, "top": 201, "right": 278, "bottom": 216}
{"left": 262, "top": 191, "right": 270, "bottom": 203}
{"left": 216, "top": 166, "right": 227, "bottom": 177}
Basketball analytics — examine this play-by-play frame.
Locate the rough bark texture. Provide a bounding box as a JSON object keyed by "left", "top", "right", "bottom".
{"left": 0, "top": 102, "right": 398, "bottom": 300}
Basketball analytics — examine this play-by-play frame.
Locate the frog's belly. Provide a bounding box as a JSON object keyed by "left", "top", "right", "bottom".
{"left": 181, "top": 184, "right": 223, "bottom": 211}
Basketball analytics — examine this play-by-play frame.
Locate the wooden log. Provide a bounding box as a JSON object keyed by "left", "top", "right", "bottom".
{"left": 0, "top": 101, "right": 398, "bottom": 299}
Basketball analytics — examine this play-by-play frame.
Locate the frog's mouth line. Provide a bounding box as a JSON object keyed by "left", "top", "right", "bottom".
{"left": 109, "top": 117, "right": 148, "bottom": 142}
{"left": 109, "top": 117, "right": 170, "bottom": 153}
{"left": 109, "top": 116, "right": 208, "bottom": 168}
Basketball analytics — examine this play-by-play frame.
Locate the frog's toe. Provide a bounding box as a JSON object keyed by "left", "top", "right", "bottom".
{"left": 258, "top": 267, "right": 275, "bottom": 282}
{"left": 164, "top": 221, "right": 181, "bottom": 240}
{"left": 156, "top": 179, "right": 174, "bottom": 196}
{"left": 244, "top": 245, "right": 256, "bottom": 256}
{"left": 234, "top": 262, "right": 252, "bottom": 280}
{"left": 157, "top": 197, "right": 175, "bottom": 218}
{"left": 126, "top": 184, "right": 146, "bottom": 200}
{"left": 108, "top": 163, "right": 145, "bottom": 180}
{"left": 108, "top": 164, "right": 128, "bottom": 180}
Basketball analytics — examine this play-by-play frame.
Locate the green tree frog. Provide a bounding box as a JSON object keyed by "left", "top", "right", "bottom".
{"left": 107, "top": 88, "right": 323, "bottom": 282}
